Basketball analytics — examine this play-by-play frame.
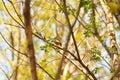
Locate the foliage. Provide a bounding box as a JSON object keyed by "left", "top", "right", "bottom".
{"left": 108, "top": 2, "right": 119, "bottom": 14}
{"left": 90, "top": 47, "right": 101, "bottom": 61}
{"left": 0, "top": 0, "right": 120, "bottom": 80}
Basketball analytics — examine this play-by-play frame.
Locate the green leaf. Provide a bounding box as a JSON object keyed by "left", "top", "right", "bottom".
{"left": 90, "top": 47, "right": 101, "bottom": 61}
{"left": 110, "top": 69, "right": 115, "bottom": 73}
{"left": 84, "top": 30, "right": 92, "bottom": 37}
{"left": 92, "top": 67, "right": 102, "bottom": 74}
{"left": 92, "top": 68, "right": 97, "bottom": 74}
{"left": 81, "top": 0, "right": 89, "bottom": 7}
{"left": 81, "top": 0, "right": 91, "bottom": 12}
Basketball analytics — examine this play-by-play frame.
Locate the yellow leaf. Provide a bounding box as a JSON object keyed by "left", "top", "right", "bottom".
{"left": 0, "top": 4, "right": 3, "bottom": 10}
{"left": 108, "top": 2, "right": 119, "bottom": 14}
{"left": 75, "top": 30, "right": 82, "bottom": 40}
{"left": 0, "top": 16, "right": 2, "bottom": 24}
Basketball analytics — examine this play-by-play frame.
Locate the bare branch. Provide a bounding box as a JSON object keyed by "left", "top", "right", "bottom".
{"left": 0, "top": 66, "right": 10, "bottom": 80}
{"left": 2, "top": 0, "right": 24, "bottom": 28}
{"left": 8, "top": 0, "right": 25, "bottom": 26}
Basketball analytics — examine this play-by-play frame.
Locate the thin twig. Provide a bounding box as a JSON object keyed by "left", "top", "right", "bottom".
{"left": 8, "top": 0, "right": 25, "bottom": 26}
{"left": 0, "top": 66, "right": 10, "bottom": 80}
{"left": 0, "top": 32, "right": 55, "bottom": 80}
{"left": 71, "top": 0, "right": 81, "bottom": 28}
{"left": 0, "top": 32, "right": 27, "bottom": 56}
{"left": 4, "top": 23, "right": 22, "bottom": 28}
{"left": 2, "top": 0, "right": 24, "bottom": 27}
{"left": 57, "top": 51, "right": 92, "bottom": 80}
{"left": 54, "top": 0, "right": 73, "bottom": 80}
{"left": 62, "top": 0, "right": 97, "bottom": 80}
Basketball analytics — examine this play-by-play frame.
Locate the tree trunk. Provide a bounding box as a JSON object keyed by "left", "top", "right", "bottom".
{"left": 99, "top": 0, "right": 118, "bottom": 64}
{"left": 23, "top": 0, "right": 38, "bottom": 80}
{"left": 99, "top": 0, "right": 119, "bottom": 79}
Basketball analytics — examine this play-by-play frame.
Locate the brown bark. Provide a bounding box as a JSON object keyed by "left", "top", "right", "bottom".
{"left": 23, "top": 0, "right": 38, "bottom": 80}
{"left": 99, "top": 0, "right": 120, "bottom": 79}
{"left": 14, "top": 28, "right": 21, "bottom": 80}
{"left": 99, "top": 0, "right": 118, "bottom": 64}
{"left": 10, "top": 32, "right": 14, "bottom": 60}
